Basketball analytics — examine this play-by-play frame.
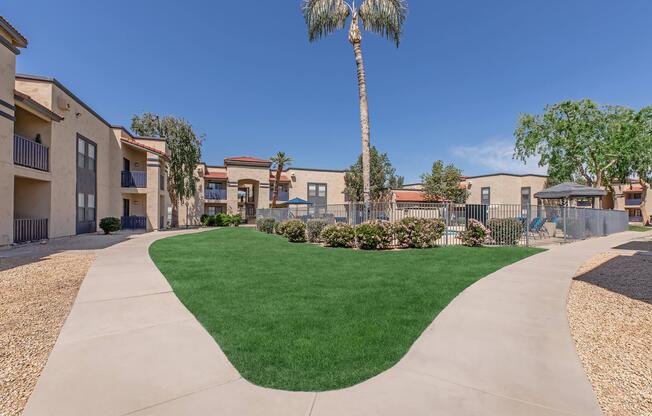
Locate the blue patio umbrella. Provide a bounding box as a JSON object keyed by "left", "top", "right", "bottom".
{"left": 284, "top": 198, "right": 313, "bottom": 205}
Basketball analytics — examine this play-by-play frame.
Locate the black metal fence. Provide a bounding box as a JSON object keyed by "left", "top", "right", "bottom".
{"left": 121, "top": 216, "right": 147, "bottom": 230}
{"left": 258, "top": 202, "right": 630, "bottom": 246}
{"left": 14, "top": 218, "right": 49, "bottom": 243}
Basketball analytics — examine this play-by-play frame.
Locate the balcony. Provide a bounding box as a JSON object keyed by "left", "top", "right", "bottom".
{"left": 625, "top": 198, "right": 642, "bottom": 206}
{"left": 121, "top": 171, "right": 147, "bottom": 188}
{"left": 14, "top": 218, "right": 48, "bottom": 243}
{"left": 270, "top": 190, "right": 289, "bottom": 202}
{"left": 14, "top": 134, "right": 49, "bottom": 172}
{"left": 205, "top": 189, "right": 227, "bottom": 200}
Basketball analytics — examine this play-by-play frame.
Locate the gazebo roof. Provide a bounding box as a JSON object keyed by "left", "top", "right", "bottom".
{"left": 534, "top": 182, "right": 607, "bottom": 199}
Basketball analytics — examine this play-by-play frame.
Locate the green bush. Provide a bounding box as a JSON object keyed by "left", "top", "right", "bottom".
{"left": 488, "top": 218, "right": 523, "bottom": 245}
{"left": 355, "top": 220, "right": 393, "bottom": 250}
{"left": 256, "top": 217, "right": 276, "bottom": 234}
{"left": 99, "top": 217, "right": 121, "bottom": 235}
{"left": 459, "top": 219, "right": 491, "bottom": 247}
{"left": 283, "top": 220, "right": 306, "bottom": 243}
{"left": 275, "top": 220, "right": 287, "bottom": 236}
{"left": 321, "top": 223, "right": 355, "bottom": 248}
{"left": 306, "top": 219, "right": 330, "bottom": 243}
{"left": 393, "top": 217, "right": 445, "bottom": 248}
{"left": 200, "top": 214, "right": 211, "bottom": 226}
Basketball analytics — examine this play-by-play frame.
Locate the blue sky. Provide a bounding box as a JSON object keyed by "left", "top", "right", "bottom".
{"left": 7, "top": 1, "right": 652, "bottom": 182}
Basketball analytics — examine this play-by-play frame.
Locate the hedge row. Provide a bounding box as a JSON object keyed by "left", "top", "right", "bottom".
{"left": 201, "top": 213, "right": 242, "bottom": 227}
{"left": 256, "top": 217, "right": 449, "bottom": 250}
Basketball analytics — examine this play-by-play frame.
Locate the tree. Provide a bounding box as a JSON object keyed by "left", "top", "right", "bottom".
{"left": 421, "top": 160, "right": 469, "bottom": 203}
{"left": 514, "top": 100, "right": 630, "bottom": 208}
{"left": 131, "top": 113, "right": 203, "bottom": 227}
{"left": 344, "top": 146, "right": 402, "bottom": 201}
{"left": 388, "top": 174, "right": 405, "bottom": 189}
{"left": 302, "top": 0, "right": 408, "bottom": 206}
{"left": 270, "top": 152, "right": 293, "bottom": 208}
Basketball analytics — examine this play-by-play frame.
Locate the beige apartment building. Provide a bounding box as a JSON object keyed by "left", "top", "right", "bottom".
{"left": 179, "top": 157, "right": 347, "bottom": 225}
{"left": 0, "top": 17, "right": 169, "bottom": 247}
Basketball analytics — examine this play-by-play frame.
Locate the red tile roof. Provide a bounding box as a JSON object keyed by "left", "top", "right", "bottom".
{"left": 224, "top": 156, "right": 271, "bottom": 164}
{"left": 205, "top": 172, "right": 228, "bottom": 180}
{"left": 394, "top": 190, "right": 445, "bottom": 202}
{"left": 121, "top": 138, "right": 168, "bottom": 159}
{"left": 270, "top": 174, "right": 291, "bottom": 182}
{"left": 624, "top": 184, "right": 644, "bottom": 192}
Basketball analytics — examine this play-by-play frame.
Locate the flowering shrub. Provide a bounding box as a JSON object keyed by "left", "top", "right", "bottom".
{"left": 256, "top": 217, "right": 277, "bottom": 234}
{"left": 321, "top": 223, "right": 356, "bottom": 248}
{"left": 487, "top": 218, "right": 522, "bottom": 245}
{"left": 459, "top": 219, "right": 491, "bottom": 247}
{"left": 355, "top": 220, "right": 393, "bottom": 250}
{"left": 274, "top": 220, "right": 287, "bottom": 236}
{"left": 393, "top": 217, "right": 445, "bottom": 248}
{"left": 283, "top": 220, "right": 307, "bottom": 243}
{"left": 306, "top": 219, "right": 330, "bottom": 243}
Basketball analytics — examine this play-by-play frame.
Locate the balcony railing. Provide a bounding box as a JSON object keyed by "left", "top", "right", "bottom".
{"left": 14, "top": 218, "right": 48, "bottom": 243}
{"left": 625, "top": 198, "right": 642, "bottom": 206}
{"left": 270, "top": 190, "right": 289, "bottom": 201}
{"left": 121, "top": 171, "right": 147, "bottom": 188}
{"left": 14, "top": 134, "right": 49, "bottom": 172}
{"left": 205, "top": 189, "right": 227, "bottom": 200}
{"left": 121, "top": 216, "right": 146, "bottom": 230}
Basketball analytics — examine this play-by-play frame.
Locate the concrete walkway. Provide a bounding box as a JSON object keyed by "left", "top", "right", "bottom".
{"left": 22, "top": 230, "right": 649, "bottom": 416}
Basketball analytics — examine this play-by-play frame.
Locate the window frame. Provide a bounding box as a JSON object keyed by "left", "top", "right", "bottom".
{"left": 481, "top": 187, "right": 491, "bottom": 205}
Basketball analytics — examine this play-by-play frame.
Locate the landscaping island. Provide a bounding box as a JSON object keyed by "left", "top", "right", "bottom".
{"left": 150, "top": 227, "right": 541, "bottom": 391}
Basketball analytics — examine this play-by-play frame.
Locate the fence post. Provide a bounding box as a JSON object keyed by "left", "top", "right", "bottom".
{"left": 525, "top": 204, "right": 530, "bottom": 247}
{"left": 561, "top": 205, "right": 568, "bottom": 241}
{"left": 445, "top": 203, "right": 450, "bottom": 246}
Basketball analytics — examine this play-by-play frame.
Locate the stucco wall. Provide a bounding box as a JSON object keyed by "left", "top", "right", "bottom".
{"left": 466, "top": 175, "right": 547, "bottom": 206}
{"left": 0, "top": 37, "right": 17, "bottom": 245}
{"left": 286, "top": 169, "right": 346, "bottom": 205}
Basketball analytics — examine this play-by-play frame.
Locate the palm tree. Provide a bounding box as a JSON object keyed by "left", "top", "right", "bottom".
{"left": 302, "top": 0, "right": 408, "bottom": 205}
{"left": 270, "top": 152, "right": 293, "bottom": 208}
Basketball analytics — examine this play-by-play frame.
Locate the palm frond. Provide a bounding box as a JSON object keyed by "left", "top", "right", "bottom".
{"left": 359, "top": 0, "right": 408, "bottom": 46}
{"left": 302, "top": 0, "right": 350, "bottom": 42}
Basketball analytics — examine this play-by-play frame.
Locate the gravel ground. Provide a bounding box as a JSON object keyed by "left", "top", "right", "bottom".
{"left": 0, "top": 253, "right": 95, "bottom": 416}
{"left": 568, "top": 247, "right": 652, "bottom": 416}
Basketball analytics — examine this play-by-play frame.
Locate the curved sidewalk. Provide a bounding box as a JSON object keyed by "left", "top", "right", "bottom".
{"left": 23, "top": 229, "right": 648, "bottom": 416}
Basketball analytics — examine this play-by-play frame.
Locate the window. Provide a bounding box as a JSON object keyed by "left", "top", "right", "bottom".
{"left": 307, "top": 183, "right": 328, "bottom": 207}
{"left": 521, "top": 187, "right": 531, "bottom": 211}
{"left": 481, "top": 187, "right": 490, "bottom": 205}
{"left": 87, "top": 143, "right": 96, "bottom": 171}
{"left": 77, "top": 138, "right": 85, "bottom": 168}
{"left": 159, "top": 175, "right": 165, "bottom": 191}
{"left": 86, "top": 194, "right": 95, "bottom": 221}
{"left": 77, "top": 192, "right": 85, "bottom": 221}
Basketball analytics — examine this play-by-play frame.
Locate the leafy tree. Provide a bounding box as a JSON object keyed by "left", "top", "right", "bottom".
{"left": 388, "top": 174, "right": 405, "bottom": 189}
{"left": 270, "top": 152, "right": 293, "bottom": 208}
{"left": 302, "top": 0, "right": 408, "bottom": 205}
{"left": 421, "top": 160, "right": 469, "bottom": 203}
{"left": 344, "top": 147, "right": 402, "bottom": 201}
{"left": 514, "top": 100, "right": 652, "bottom": 217}
{"left": 131, "top": 113, "right": 203, "bottom": 226}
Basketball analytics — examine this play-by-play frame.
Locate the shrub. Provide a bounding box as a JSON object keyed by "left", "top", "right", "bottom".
{"left": 393, "top": 217, "right": 445, "bottom": 248}
{"left": 200, "top": 214, "right": 211, "bottom": 226}
{"left": 256, "top": 217, "right": 276, "bottom": 234}
{"left": 459, "top": 219, "right": 491, "bottom": 247}
{"left": 229, "top": 214, "right": 242, "bottom": 227}
{"left": 306, "top": 219, "right": 329, "bottom": 243}
{"left": 99, "top": 217, "right": 121, "bottom": 235}
{"left": 283, "top": 220, "right": 306, "bottom": 243}
{"left": 275, "top": 220, "right": 288, "bottom": 236}
{"left": 321, "top": 223, "right": 355, "bottom": 248}
{"left": 488, "top": 218, "right": 523, "bottom": 245}
{"left": 355, "top": 220, "right": 393, "bottom": 250}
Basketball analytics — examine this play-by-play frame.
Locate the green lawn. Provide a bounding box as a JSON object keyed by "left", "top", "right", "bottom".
{"left": 150, "top": 228, "right": 542, "bottom": 391}
{"left": 629, "top": 225, "right": 651, "bottom": 232}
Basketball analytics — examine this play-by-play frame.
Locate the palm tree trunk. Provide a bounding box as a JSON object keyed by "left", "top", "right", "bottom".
{"left": 271, "top": 166, "right": 282, "bottom": 208}
{"left": 349, "top": 13, "right": 371, "bottom": 205}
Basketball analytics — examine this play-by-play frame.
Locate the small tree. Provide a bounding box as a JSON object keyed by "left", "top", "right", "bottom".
{"left": 421, "top": 160, "right": 468, "bottom": 203}
{"left": 270, "top": 152, "right": 292, "bottom": 208}
{"left": 131, "top": 113, "right": 202, "bottom": 227}
{"left": 344, "top": 147, "right": 402, "bottom": 201}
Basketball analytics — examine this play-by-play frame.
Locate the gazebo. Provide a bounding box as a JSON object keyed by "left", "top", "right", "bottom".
{"left": 534, "top": 182, "right": 607, "bottom": 208}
